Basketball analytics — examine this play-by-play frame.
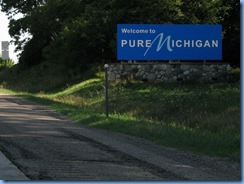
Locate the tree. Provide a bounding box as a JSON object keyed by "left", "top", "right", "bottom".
{"left": 222, "top": 0, "right": 240, "bottom": 66}
{"left": 0, "top": 0, "right": 46, "bottom": 16}
{"left": 0, "top": 0, "right": 240, "bottom": 68}
{"left": 180, "top": 0, "right": 240, "bottom": 65}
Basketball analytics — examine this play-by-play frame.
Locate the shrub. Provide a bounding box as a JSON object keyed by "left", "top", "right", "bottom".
{"left": 0, "top": 57, "right": 15, "bottom": 70}
{"left": 231, "top": 67, "right": 240, "bottom": 82}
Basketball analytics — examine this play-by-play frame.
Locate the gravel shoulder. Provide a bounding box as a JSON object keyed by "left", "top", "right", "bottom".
{"left": 0, "top": 94, "right": 241, "bottom": 181}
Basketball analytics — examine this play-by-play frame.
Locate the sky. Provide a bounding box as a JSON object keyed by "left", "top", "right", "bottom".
{"left": 0, "top": 11, "right": 19, "bottom": 63}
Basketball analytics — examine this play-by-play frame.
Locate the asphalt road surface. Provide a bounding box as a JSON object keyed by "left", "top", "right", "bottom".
{"left": 0, "top": 94, "right": 240, "bottom": 181}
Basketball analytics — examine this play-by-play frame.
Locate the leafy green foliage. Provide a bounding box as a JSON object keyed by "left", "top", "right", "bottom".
{"left": 0, "top": 57, "right": 15, "bottom": 70}
{"left": 222, "top": 0, "right": 240, "bottom": 66}
{"left": 0, "top": 0, "right": 46, "bottom": 17}
{"left": 0, "top": 0, "right": 240, "bottom": 68}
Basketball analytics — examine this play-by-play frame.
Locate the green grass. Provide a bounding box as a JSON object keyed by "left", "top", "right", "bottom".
{"left": 0, "top": 79, "right": 240, "bottom": 162}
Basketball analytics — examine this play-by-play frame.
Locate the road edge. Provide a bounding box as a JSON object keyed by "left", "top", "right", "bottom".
{"left": 0, "top": 150, "right": 29, "bottom": 180}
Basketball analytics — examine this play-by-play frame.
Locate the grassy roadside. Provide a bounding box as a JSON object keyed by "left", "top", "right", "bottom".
{"left": 0, "top": 79, "right": 240, "bottom": 162}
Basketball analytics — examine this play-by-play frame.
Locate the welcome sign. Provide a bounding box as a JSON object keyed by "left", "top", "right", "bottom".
{"left": 117, "top": 24, "right": 222, "bottom": 60}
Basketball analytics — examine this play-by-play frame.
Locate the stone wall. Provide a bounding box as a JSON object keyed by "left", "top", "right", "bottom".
{"left": 107, "top": 62, "right": 232, "bottom": 82}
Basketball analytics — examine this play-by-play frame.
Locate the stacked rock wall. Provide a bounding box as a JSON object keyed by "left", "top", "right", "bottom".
{"left": 107, "top": 62, "right": 232, "bottom": 82}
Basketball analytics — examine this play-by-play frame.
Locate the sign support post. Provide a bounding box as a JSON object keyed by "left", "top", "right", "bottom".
{"left": 104, "top": 64, "right": 109, "bottom": 118}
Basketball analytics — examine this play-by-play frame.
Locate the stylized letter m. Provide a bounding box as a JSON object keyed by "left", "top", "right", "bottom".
{"left": 144, "top": 33, "right": 173, "bottom": 56}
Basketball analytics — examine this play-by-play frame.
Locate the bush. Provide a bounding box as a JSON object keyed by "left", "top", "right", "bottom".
{"left": 231, "top": 67, "right": 240, "bottom": 82}
{"left": 0, "top": 57, "right": 15, "bottom": 70}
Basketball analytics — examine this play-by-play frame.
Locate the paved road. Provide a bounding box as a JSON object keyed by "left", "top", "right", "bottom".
{"left": 0, "top": 94, "right": 240, "bottom": 181}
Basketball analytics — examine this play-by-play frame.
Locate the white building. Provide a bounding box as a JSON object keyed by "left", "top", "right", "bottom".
{"left": 1, "top": 41, "right": 9, "bottom": 60}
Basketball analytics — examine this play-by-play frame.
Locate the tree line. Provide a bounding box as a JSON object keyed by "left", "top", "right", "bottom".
{"left": 0, "top": 0, "right": 240, "bottom": 71}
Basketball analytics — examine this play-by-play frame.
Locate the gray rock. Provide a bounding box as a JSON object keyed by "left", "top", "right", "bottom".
{"left": 157, "top": 75, "right": 162, "bottom": 79}
{"left": 162, "top": 64, "right": 168, "bottom": 71}
{"left": 109, "top": 73, "right": 116, "bottom": 81}
{"left": 148, "top": 74, "right": 156, "bottom": 81}
{"left": 181, "top": 65, "right": 190, "bottom": 71}
{"left": 183, "top": 71, "right": 190, "bottom": 75}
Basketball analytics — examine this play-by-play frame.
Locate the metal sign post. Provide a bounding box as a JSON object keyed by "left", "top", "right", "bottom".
{"left": 104, "top": 64, "right": 109, "bottom": 118}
